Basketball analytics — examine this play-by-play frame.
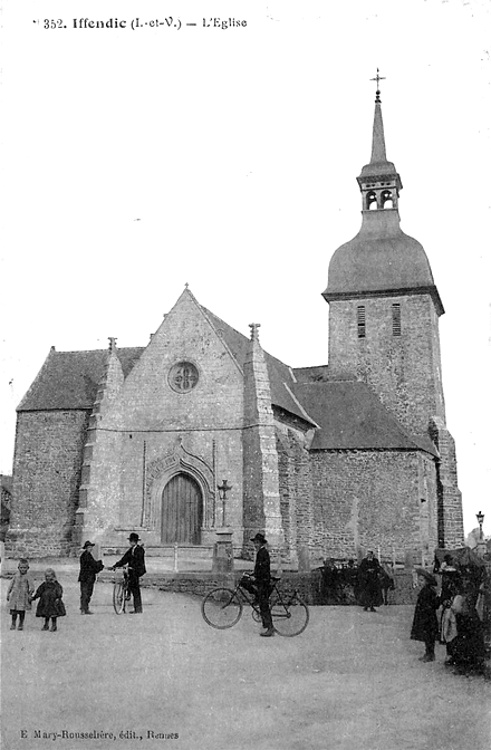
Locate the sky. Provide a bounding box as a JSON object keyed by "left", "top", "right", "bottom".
{"left": 1, "top": 0, "right": 490, "bottom": 536}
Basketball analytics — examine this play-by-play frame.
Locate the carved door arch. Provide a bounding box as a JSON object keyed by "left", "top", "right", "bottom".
{"left": 161, "top": 473, "right": 203, "bottom": 545}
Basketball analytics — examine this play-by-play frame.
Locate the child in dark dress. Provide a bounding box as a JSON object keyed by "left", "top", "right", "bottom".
{"left": 31, "top": 568, "right": 66, "bottom": 632}
{"left": 410, "top": 568, "right": 440, "bottom": 662}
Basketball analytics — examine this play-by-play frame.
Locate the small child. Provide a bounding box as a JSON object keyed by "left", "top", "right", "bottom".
{"left": 6, "top": 558, "right": 34, "bottom": 631}
{"left": 410, "top": 567, "right": 440, "bottom": 662}
{"left": 31, "top": 568, "right": 66, "bottom": 632}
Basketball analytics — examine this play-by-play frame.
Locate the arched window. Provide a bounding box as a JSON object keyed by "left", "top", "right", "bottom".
{"left": 381, "top": 190, "right": 394, "bottom": 209}
{"left": 366, "top": 191, "right": 378, "bottom": 210}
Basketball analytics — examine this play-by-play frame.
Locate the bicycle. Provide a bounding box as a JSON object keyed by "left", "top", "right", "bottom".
{"left": 112, "top": 565, "right": 131, "bottom": 614}
{"left": 201, "top": 573, "right": 309, "bottom": 636}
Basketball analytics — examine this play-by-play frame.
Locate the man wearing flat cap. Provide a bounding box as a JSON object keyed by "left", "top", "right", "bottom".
{"left": 248, "top": 532, "right": 274, "bottom": 637}
{"left": 108, "top": 533, "right": 146, "bottom": 614}
{"left": 78, "top": 541, "right": 104, "bottom": 614}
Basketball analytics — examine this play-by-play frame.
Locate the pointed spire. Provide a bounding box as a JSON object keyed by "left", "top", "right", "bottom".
{"left": 370, "top": 97, "right": 387, "bottom": 164}
{"left": 369, "top": 68, "right": 387, "bottom": 164}
{"left": 357, "top": 72, "right": 402, "bottom": 207}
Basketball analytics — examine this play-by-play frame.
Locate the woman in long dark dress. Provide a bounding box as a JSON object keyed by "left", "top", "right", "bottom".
{"left": 445, "top": 578, "right": 486, "bottom": 673}
{"left": 410, "top": 568, "right": 440, "bottom": 662}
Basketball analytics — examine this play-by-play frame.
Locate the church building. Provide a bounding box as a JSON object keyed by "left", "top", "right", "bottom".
{"left": 7, "top": 89, "right": 464, "bottom": 563}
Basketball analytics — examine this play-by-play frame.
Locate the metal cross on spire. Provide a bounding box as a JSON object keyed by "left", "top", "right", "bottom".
{"left": 370, "top": 68, "right": 386, "bottom": 103}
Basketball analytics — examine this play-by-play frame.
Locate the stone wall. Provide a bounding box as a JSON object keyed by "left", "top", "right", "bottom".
{"left": 79, "top": 291, "right": 247, "bottom": 551}
{"left": 309, "top": 449, "right": 439, "bottom": 562}
{"left": 429, "top": 417, "right": 464, "bottom": 548}
{"left": 328, "top": 294, "right": 446, "bottom": 436}
{"left": 125, "top": 570, "right": 420, "bottom": 606}
{"left": 7, "top": 410, "right": 89, "bottom": 557}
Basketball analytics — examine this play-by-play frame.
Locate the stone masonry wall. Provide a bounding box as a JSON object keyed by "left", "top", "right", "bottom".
{"left": 328, "top": 294, "right": 446, "bottom": 436}
{"left": 78, "top": 290, "right": 246, "bottom": 551}
{"left": 242, "top": 325, "right": 283, "bottom": 555}
{"left": 7, "top": 410, "right": 89, "bottom": 557}
{"left": 309, "top": 449, "right": 439, "bottom": 562}
{"left": 429, "top": 417, "right": 464, "bottom": 548}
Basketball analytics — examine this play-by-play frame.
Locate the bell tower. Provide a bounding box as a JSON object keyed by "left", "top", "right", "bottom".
{"left": 323, "top": 77, "right": 445, "bottom": 437}
{"left": 322, "top": 74, "right": 463, "bottom": 547}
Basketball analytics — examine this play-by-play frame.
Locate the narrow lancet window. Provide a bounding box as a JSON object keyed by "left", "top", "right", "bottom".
{"left": 366, "top": 191, "right": 377, "bottom": 210}
{"left": 357, "top": 305, "right": 366, "bottom": 338}
{"left": 392, "top": 303, "right": 401, "bottom": 336}
{"left": 381, "top": 190, "right": 393, "bottom": 209}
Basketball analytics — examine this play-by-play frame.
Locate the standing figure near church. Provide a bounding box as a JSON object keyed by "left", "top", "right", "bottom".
{"left": 438, "top": 554, "right": 460, "bottom": 603}
{"left": 31, "top": 568, "right": 66, "bottom": 632}
{"left": 319, "top": 558, "right": 340, "bottom": 604}
{"left": 410, "top": 568, "right": 440, "bottom": 663}
{"left": 6, "top": 558, "right": 34, "bottom": 631}
{"left": 358, "top": 551, "right": 382, "bottom": 612}
{"left": 109, "top": 533, "right": 146, "bottom": 614}
{"left": 249, "top": 533, "right": 274, "bottom": 637}
{"left": 378, "top": 562, "right": 395, "bottom": 606}
{"left": 78, "top": 541, "right": 104, "bottom": 615}
{"left": 444, "top": 577, "right": 486, "bottom": 673}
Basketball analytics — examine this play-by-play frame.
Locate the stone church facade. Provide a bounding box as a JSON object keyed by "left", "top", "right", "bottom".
{"left": 7, "top": 92, "right": 464, "bottom": 562}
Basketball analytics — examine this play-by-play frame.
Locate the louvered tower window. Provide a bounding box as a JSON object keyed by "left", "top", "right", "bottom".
{"left": 392, "top": 303, "right": 401, "bottom": 336}
{"left": 357, "top": 305, "right": 366, "bottom": 338}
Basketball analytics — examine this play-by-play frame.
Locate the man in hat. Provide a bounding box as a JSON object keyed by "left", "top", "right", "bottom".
{"left": 248, "top": 532, "right": 274, "bottom": 637}
{"left": 78, "top": 541, "right": 104, "bottom": 614}
{"left": 108, "top": 533, "right": 146, "bottom": 613}
{"left": 410, "top": 568, "right": 440, "bottom": 662}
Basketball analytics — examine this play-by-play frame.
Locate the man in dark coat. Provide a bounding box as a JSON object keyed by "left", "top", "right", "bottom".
{"left": 109, "top": 533, "right": 146, "bottom": 613}
{"left": 410, "top": 568, "right": 440, "bottom": 662}
{"left": 78, "top": 541, "right": 104, "bottom": 614}
{"left": 358, "top": 551, "right": 382, "bottom": 611}
{"left": 250, "top": 532, "right": 274, "bottom": 637}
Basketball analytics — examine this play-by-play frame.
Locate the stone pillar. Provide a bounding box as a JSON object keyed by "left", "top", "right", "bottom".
{"left": 212, "top": 530, "right": 234, "bottom": 573}
{"left": 242, "top": 324, "right": 284, "bottom": 553}
{"left": 429, "top": 417, "right": 464, "bottom": 548}
{"left": 78, "top": 339, "right": 125, "bottom": 544}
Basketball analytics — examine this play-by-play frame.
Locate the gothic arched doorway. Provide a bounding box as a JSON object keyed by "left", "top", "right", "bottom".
{"left": 161, "top": 473, "right": 203, "bottom": 545}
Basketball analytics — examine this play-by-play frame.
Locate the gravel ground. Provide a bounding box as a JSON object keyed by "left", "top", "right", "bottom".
{"left": 1, "top": 575, "right": 490, "bottom": 750}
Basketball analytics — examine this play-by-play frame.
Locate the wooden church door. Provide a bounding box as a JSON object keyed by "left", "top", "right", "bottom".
{"left": 161, "top": 473, "right": 203, "bottom": 545}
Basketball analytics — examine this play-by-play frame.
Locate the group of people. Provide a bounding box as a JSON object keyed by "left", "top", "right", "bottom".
{"left": 7, "top": 560, "right": 65, "bottom": 632}
{"left": 318, "top": 551, "right": 395, "bottom": 610}
{"left": 6, "top": 532, "right": 147, "bottom": 631}
{"left": 410, "top": 555, "right": 487, "bottom": 673}
{"left": 7, "top": 535, "right": 488, "bottom": 671}
{"left": 79, "top": 532, "right": 146, "bottom": 615}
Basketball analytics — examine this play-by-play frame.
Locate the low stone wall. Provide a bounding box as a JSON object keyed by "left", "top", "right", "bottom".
{"left": 2, "top": 566, "right": 421, "bottom": 607}
{"left": 111, "top": 569, "right": 420, "bottom": 606}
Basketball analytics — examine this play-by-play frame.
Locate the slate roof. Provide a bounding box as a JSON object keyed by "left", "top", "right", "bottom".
{"left": 17, "top": 306, "right": 438, "bottom": 456}
{"left": 293, "top": 365, "right": 330, "bottom": 383}
{"left": 17, "top": 309, "right": 314, "bottom": 426}
{"left": 17, "top": 348, "right": 143, "bottom": 411}
{"left": 201, "top": 308, "right": 317, "bottom": 426}
{"left": 292, "top": 380, "right": 438, "bottom": 456}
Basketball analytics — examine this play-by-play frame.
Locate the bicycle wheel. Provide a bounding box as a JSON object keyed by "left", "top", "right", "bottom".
{"left": 113, "top": 581, "right": 125, "bottom": 614}
{"left": 201, "top": 588, "right": 243, "bottom": 629}
{"left": 271, "top": 593, "right": 309, "bottom": 636}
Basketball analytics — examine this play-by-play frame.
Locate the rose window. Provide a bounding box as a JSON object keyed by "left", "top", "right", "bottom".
{"left": 169, "top": 362, "right": 199, "bottom": 393}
